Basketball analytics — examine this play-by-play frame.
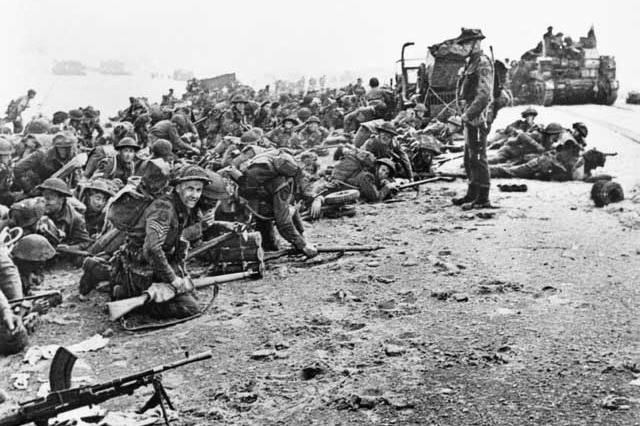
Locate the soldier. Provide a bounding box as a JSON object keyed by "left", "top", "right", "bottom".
{"left": 451, "top": 28, "right": 495, "bottom": 210}
{"left": 488, "top": 122, "right": 562, "bottom": 165}
{"left": 507, "top": 107, "right": 540, "bottom": 134}
{"left": 572, "top": 122, "right": 588, "bottom": 147}
{"left": 78, "top": 108, "right": 104, "bottom": 147}
{"left": 67, "top": 109, "right": 84, "bottom": 134}
{"left": 82, "top": 179, "right": 116, "bottom": 237}
{"left": 110, "top": 164, "right": 211, "bottom": 319}
{"left": 0, "top": 138, "right": 15, "bottom": 206}
{"left": 0, "top": 249, "right": 28, "bottom": 355}
{"left": 223, "top": 151, "right": 317, "bottom": 256}
{"left": 266, "top": 116, "right": 299, "bottom": 148}
{"left": 11, "top": 234, "right": 56, "bottom": 296}
{"left": 161, "top": 88, "right": 177, "bottom": 107}
{"left": 9, "top": 197, "right": 46, "bottom": 236}
{"left": 149, "top": 116, "right": 200, "bottom": 156}
{"left": 13, "top": 132, "right": 77, "bottom": 195}
{"left": 92, "top": 137, "right": 141, "bottom": 186}
{"left": 36, "top": 178, "right": 92, "bottom": 251}
{"left": 290, "top": 116, "right": 329, "bottom": 151}
{"left": 365, "top": 77, "right": 384, "bottom": 105}
{"left": 4, "top": 89, "right": 36, "bottom": 134}
{"left": 220, "top": 94, "right": 251, "bottom": 137}
{"left": 343, "top": 103, "right": 387, "bottom": 133}
{"left": 362, "top": 121, "right": 413, "bottom": 180}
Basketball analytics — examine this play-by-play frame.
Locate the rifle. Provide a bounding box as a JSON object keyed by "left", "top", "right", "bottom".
{"left": 264, "top": 245, "right": 382, "bottom": 261}
{"left": 0, "top": 349, "right": 212, "bottom": 426}
{"left": 107, "top": 270, "right": 260, "bottom": 321}
{"left": 186, "top": 232, "right": 235, "bottom": 260}
{"left": 56, "top": 246, "right": 91, "bottom": 257}
{"left": 50, "top": 152, "right": 88, "bottom": 181}
{"left": 9, "top": 290, "right": 62, "bottom": 307}
{"left": 397, "top": 175, "right": 456, "bottom": 191}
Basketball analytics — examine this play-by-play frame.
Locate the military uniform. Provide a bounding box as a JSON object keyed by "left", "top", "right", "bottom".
{"left": 0, "top": 255, "right": 28, "bottom": 355}
{"left": 5, "top": 93, "right": 33, "bottom": 134}
{"left": 149, "top": 120, "right": 195, "bottom": 154}
{"left": 47, "top": 199, "right": 93, "bottom": 249}
{"left": 111, "top": 165, "right": 209, "bottom": 319}
{"left": 220, "top": 108, "right": 250, "bottom": 137}
{"left": 92, "top": 155, "right": 137, "bottom": 184}
{"left": 266, "top": 125, "right": 296, "bottom": 148}
{"left": 453, "top": 28, "right": 494, "bottom": 209}
{"left": 235, "top": 152, "right": 313, "bottom": 252}
{"left": 13, "top": 145, "right": 74, "bottom": 194}
{"left": 290, "top": 126, "right": 329, "bottom": 151}
{"left": 362, "top": 135, "right": 413, "bottom": 180}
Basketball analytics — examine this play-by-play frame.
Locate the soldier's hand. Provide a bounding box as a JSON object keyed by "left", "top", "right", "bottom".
{"left": 310, "top": 196, "right": 324, "bottom": 219}
{"left": 302, "top": 244, "right": 318, "bottom": 258}
{"left": 145, "top": 283, "right": 176, "bottom": 303}
{"left": 170, "top": 277, "right": 194, "bottom": 295}
{"left": 2, "top": 309, "right": 19, "bottom": 333}
{"left": 202, "top": 209, "right": 217, "bottom": 227}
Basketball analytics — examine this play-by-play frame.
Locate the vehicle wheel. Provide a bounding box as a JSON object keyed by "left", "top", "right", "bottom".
{"left": 591, "top": 181, "right": 624, "bottom": 207}
{"left": 324, "top": 189, "right": 360, "bottom": 205}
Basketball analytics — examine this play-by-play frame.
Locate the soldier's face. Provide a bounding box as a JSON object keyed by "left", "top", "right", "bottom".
{"left": 88, "top": 192, "right": 107, "bottom": 211}
{"left": 459, "top": 41, "right": 474, "bottom": 56}
{"left": 307, "top": 123, "right": 319, "bottom": 132}
{"left": 525, "top": 116, "right": 535, "bottom": 125}
{"left": 55, "top": 146, "right": 72, "bottom": 161}
{"left": 284, "top": 121, "right": 293, "bottom": 130}
{"left": 119, "top": 147, "right": 136, "bottom": 163}
{"left": 380, "top": 132, "right": 393, "bottom": 144}
{"left": 234, "top": 102, "right": 246, "bottom": 113}
{"left": 176, "top": 181, "right": 204, "bottom": 209}
{"left": 43, "top": 190, "right": 65, "bottom": 214}
{"left": 377, "top": 164, "right": 392, "bottom": 181}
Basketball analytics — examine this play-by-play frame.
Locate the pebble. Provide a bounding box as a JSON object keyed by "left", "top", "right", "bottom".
{"left": 102, "top": 328, "right": 115, "bottom": 338}
{"left": 454, "top": 293, "right": 469, "bottom": 302}
{"left": 250, "top": 349, "right": 275, "bottom": 360}
{"left": 367, "top": 261, "right": 380, "bottom": 267}
{"left": 385, "top": 344, "right": 407, "bottom": 357}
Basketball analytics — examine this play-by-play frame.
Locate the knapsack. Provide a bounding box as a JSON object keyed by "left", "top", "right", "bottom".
{"left": 105, "top": 184, "right": 154, "bottom": 232}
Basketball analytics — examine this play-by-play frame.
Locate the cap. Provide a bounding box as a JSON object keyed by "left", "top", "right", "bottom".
{"left": 454, "top": 28, "right": 486, "bottom": 44}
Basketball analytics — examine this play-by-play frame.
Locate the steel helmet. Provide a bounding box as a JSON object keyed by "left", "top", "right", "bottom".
{"left": 12, "top": 234, "right": 56, "bottom": 262}
{"left": 115, "top": 136, "right": 141, "bottom": 151}
{"left": 173, "top": 164, "right": 211, "bottom": 184}
{"left": 151, "top": 139, "right": 173, "bottom": 159}
{"left": 52, "top": 132, "right": 76, "bottom": 148}
{"left": 305, "top": 116, "right": 321, "bottom": 124}
{"left": 202, "top": 170, "right": 230, "bottom": 201}
{"left": 38, "top": 178, "right": 72, "bottom": 197}
{"left": 543, "top": 122, "right": 564, "bottom": 135}
{"left": 231, "top": 94, "right": 248, "bottom": 104}
{"left": 87, "top": 178, "right": 117, "bottom": 198}
{"left": 10, "top": 198, "right": 46, "bottom": 228}
{"left": 521, "top": 107, "right": 538, "bottom": 118}
{"left": 171, "top": 113, "right": 188, "bottom": 129}
{"left": 375, "top": 158, "right": 396, "bottom": 177}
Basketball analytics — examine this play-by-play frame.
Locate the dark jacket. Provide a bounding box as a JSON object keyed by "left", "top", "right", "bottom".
{"left": 49, "top": 201, "right": 92, "bottom": 249}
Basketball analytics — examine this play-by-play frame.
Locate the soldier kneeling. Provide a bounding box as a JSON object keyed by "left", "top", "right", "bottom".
{"left": 110, "top": 163, "right": 211, "bottom": 319}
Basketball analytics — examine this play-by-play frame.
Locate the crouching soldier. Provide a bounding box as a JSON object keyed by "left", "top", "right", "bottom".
{"left": 110, "top": 164, "right": 211, "bottom": 319}
{"left": 11, "top": 234, "right": 56, "bottom": 296}
{"left": 81, "top": 179, "right": 117, "bottom": 238}
{"left": 222, "top": 150, "right": 317, "bottom": 256}
{"left": 36, "top": 178, "right": 92, "bottom": 252}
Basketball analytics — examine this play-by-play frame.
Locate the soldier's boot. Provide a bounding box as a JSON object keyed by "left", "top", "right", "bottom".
{"left": 452, "top": 184, "right": 477, "bottom": 206}
{"left": 462, "top": 186, "right": 493, "bottom": 210}
{"left": 79, "top": 257, "right": 112, "bottom": 295}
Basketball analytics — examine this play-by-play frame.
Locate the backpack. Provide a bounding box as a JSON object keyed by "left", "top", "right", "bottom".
{"left": 105, "top": 184, "right": 154, "bottom": 232}
{"left": 244, "top": 150, "right": 300, "bottom": 184}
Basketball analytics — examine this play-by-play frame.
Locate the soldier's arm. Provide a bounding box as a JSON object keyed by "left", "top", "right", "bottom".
{"left": 94, "top": 123, "right": 105, "bottom": 137}
{"left": 272, "top": 187, "right": 307, "bottom": 250}
{"left": 168, "top": 125, "right": 194, "bottom": 152}
{"left": 516, "top": 132, "right": 546, "bottom": 153}
{"left": 143, "top": 200, "right": 177, "bottom": 283}
{"left": 464, "top": 57, "right": 494, "bottom": 122}
{"left": 91, "top": 158, "right": 113, "bottom": 180}
{"left": 395, "top": 146, "right": 414, "bottom": 180}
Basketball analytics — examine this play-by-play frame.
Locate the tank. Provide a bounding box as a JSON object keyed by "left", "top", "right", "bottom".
{"left": 509, "top": 26, "right": 618, "bottom": 106}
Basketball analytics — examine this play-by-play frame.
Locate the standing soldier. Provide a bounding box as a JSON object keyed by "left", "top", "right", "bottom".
{"left": 110, "top": 164, "right": 211, "bottom": 319}
{"left": 4, "top": 89, "right": 36, "bottom": 134}
{"left": 452, "top": 28, "right": 495, "bottom": 209}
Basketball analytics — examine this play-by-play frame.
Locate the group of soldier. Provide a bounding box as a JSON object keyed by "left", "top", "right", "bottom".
{"left": 0, "top": 28, "right": 608, "bottom": 356}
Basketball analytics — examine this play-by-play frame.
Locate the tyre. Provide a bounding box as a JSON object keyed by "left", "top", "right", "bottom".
{"left": 591, "top": 181, "right": 624, "bottom": 207}
{"left": 324, "top": 189, "right": 360, "bottom": 205}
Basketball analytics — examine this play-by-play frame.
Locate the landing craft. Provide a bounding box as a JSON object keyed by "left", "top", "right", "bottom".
{"left": 509, "top": 26, "right": 618, "bottom": 106}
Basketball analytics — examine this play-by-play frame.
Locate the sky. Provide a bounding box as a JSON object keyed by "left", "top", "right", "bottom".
{"left": 1, "top": 0, "right": 639, "bottom": 89}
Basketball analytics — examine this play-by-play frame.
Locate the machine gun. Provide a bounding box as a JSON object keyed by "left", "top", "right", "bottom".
{"left": 0, "top": 348, "right": 212, "bottom": 426}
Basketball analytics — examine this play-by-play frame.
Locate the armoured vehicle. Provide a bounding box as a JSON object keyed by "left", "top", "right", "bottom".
{"left": 394, "top": 38, "right": 507, "bottom": 120}
{"left": 509, "top": 26, "right": 618, "bottom": 106}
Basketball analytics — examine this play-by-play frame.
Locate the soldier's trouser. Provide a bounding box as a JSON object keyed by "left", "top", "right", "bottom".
{"left": 13, "top": 119, "right": 24, "bottom": 135}
{"left": 463, "top": 124, "right": 490, "bottom": 188}
{"left": 488, "top": 146, "right": 516, "bottom": 165}
{"left": 0, "top": 250, "right": 23, "bottom": 300}
{"left": 111, "top": 252, "right": 200, "bottom": 320}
